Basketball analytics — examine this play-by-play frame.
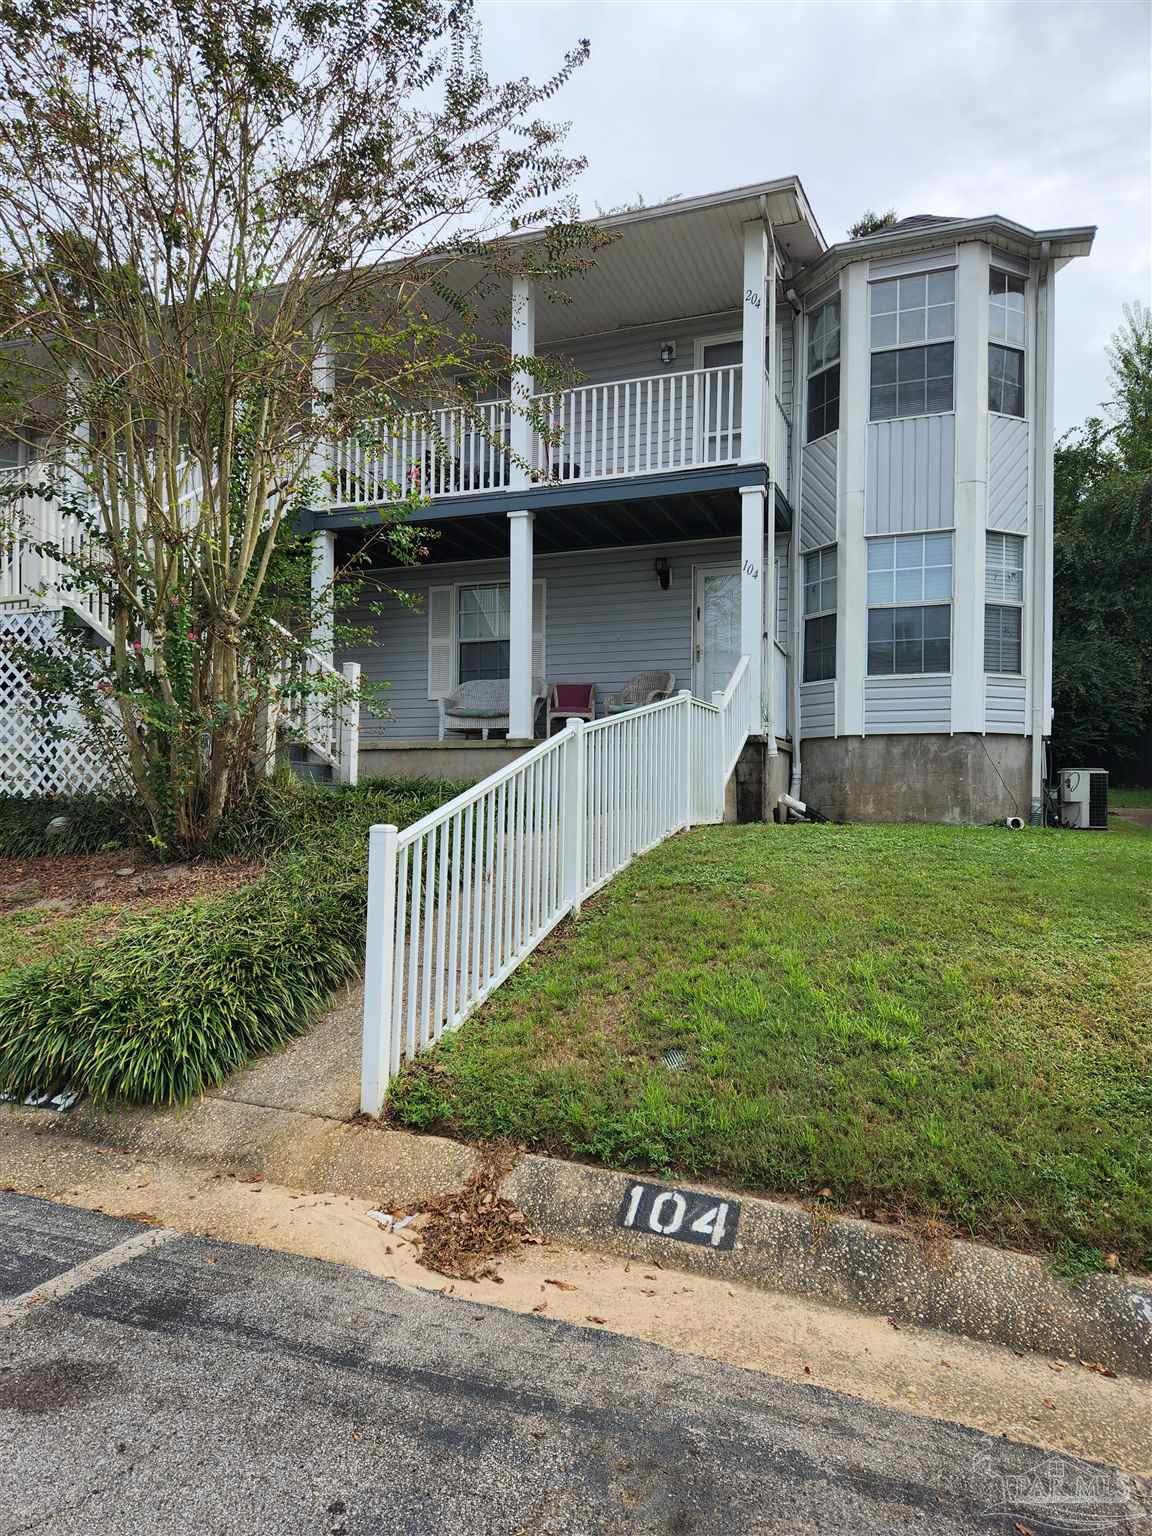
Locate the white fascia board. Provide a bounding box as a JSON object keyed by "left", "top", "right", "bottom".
{"left": 792, "top": 219, "right": 1096, "bottom": 295}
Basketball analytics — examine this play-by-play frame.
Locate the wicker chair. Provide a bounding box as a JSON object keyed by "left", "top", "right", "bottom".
{"left": 603, "top": 671, "right": 676, "bottom": 716}
{"left": 438, "top": 678, "right": 545, "bottom": 740}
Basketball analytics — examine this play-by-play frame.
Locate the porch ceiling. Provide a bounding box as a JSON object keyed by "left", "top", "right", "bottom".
{"left": 334, "top": 475, "right": 790, "bottom": 566}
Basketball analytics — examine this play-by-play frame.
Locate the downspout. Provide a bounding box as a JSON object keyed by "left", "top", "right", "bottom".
{"left": 788, "top": 290, "right": 805, "bottom": 802}
{"left": 1029, "top": 242, "right": 1051, "bottom": 819}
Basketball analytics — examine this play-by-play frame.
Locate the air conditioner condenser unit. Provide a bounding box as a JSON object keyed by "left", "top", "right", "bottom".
{"left": 1058, "top": 768, "right": 1108, "bottom": 830}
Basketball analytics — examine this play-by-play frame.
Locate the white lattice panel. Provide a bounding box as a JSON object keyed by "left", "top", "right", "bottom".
{"left": 0, "top": 608, "right": 110, "bottom": 795}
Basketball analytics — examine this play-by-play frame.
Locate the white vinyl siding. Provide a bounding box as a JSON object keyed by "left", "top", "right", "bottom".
{"left": 800, "top": 432, "right": 838, "bottom": 551}
{"left": 865, "top": 416, "right": 955, "bottom": 533}
{"left": 987, "top": 415, "right": 1029, "bottom": 534}
{"left": 864, "top": 675, "right": 952, "bottom": 733}
{"left": 800, "top": 678, "right": 836, "bottom": 738}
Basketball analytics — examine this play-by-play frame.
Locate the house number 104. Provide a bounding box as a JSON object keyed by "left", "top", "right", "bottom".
{"left": 617, "top": 1179, "right": 740, "bottom": 1250}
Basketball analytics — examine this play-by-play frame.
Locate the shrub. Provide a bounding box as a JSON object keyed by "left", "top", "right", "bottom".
{"left": 0, "top": 794, "right": 133, "bottom": 856}
{"left": 0, "top": 776, "right": 462, "bottom": 1105}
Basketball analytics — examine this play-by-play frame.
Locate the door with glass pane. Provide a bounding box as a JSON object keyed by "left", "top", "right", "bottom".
{"left": 694, "top": 566, "right": 741, "bottom": 698}
{"left": 698, "top": 339, "right": 742, "bottom": 462}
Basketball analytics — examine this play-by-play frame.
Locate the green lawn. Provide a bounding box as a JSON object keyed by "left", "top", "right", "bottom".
{"left": 390, "top": 819, "right": 1152, "bottom": 1268}
{"left": 1111, "top": 787, "right": 1152, "bottom": 809}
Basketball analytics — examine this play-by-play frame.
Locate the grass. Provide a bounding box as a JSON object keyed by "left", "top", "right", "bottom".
{"left": 1111, "top": 787, "right": 1152, "bottom": 809}
{"left": 389, "top": 818, "right": 1152, "bottom": 1267}
{"left": 0, "top": 906, "right": 125, "bottom": 971}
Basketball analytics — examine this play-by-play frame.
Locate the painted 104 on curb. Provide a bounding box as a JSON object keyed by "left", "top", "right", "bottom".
{"left": 617, "top": 1180, "right": 740, "bottom": 1250}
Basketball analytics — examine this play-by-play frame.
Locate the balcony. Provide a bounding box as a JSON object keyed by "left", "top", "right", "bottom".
{"left": 328, "top": 363, "right": 793, "bottom": 510}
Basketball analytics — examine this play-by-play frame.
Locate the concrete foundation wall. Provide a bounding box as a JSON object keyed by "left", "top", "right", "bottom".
{"left": 800, "top": 733, "right": 1032, "bottom": 824}
{"left": 733, "top": 739, "right": 793, "bottom": 823}
{"left": 359, "top": 740, "right": 529, "bottom": 785}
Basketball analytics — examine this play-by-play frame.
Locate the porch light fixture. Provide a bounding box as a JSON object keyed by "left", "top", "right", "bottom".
{"left": 653, "top": 556, "right": 671, "bottom": 590}
{"left": 659, "top": 340, "right": 676, "bottom": 366}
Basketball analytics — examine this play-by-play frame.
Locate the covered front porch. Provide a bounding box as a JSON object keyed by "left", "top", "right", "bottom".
{"left": 322, "top": 470, "right": 793, "bottom": 782}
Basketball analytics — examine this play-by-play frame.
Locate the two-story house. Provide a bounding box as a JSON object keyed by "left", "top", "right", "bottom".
{"left": 0, "top": 174, "right": 1095, "bottom": 823}
{"left": 306, "top": 177, "right": 1093, "bottom": 823}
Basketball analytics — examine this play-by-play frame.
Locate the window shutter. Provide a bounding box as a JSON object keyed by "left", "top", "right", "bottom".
{"left": 427, "top": 586, "right": 455, "bottom": 699}
{"left": 532, "top": 580, "right": 546, "bottom": 687}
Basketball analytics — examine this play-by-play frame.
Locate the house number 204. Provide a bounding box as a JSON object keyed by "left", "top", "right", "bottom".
{"left": 744, "top": 287, "right": 762, "bottom": 309}
{"left": 617, "top": 1180, "right": 740, "bottom": 1250}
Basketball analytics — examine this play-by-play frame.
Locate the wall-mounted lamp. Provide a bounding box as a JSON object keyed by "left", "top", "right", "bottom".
{"left": 653, "top": 556, "right": 671, "bottom": 591}
{"left": 659, "top": 340, "right": 677, "bottom": 367}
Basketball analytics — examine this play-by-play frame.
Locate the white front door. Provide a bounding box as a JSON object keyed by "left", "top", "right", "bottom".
{"left": 694, "top": 566, "right": 741, "bottom": 698}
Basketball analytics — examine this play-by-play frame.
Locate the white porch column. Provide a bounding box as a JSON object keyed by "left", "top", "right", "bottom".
{"left": 508, "top": 508, "right": 535, "bottom": 739}
{"left": 740, "top": 224, "right": 770, "bottom": 465}
{"left": 740, "top": 484, "right": 768, "bottom": 742}
{"left": 311, "top": 527, "right": 336, "bottom": 666}
{"left": 310, "top": 330, "right": 335, "bottom": 505}
{"left": 951, "top": 241, "right": 991, "bottom": 734}
{"left": 508, "top": 276, "right": 536, "bottom": 488}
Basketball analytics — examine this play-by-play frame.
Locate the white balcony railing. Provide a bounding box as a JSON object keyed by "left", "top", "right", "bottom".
{"left": 332, "top": 364, "right": 755, "bottom": 507}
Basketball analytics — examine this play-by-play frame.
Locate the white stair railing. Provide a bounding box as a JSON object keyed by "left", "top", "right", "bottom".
{"left": 268, "top": 619, "right": 360, "bottom": 785}
{"left": 360, "top": 667, "right": 757, "bottom": 1112}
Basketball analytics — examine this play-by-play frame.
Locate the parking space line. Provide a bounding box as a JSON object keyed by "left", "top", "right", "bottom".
{"left": 0, "top": 1227, "right": 176, "bottom": 1327}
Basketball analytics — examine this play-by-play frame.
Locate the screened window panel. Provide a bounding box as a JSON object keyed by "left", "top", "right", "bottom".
{"left": 989, "top": 344, "right": 1025, "bottom": 417}
{"left": 867, "top": 605, "right": 951, "bottom": 675}
{"left": 806, "top": 364, "right": 840, "bottom": 442}
{"left": 803, "top": 547, "right": 837, "bottom": 615}
{"left": 989, "top": 270, "right": 1026, "bottom": 348}
{"left": 984, "top": 604, "right": 1022, "bottom": 673}
{"left": 985, "top": 532, "right": 1025, "bottom": 601}
{"left": 870, "top": 343, "right": 954, "bottom": 419}
{"left": 807, "top": 298, "right": 841, "bottom": 374}
{"left": 458, "top": 639, "right": 510, "bottom": 683}
{"left": 804, "top": 613, "right": 837, "bottom": 682}
{"left": 868, "top": 533, "right": 953, "bottom": 605}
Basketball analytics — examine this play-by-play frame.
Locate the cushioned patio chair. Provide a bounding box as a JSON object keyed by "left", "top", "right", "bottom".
{"left": 603, "top": 671, "right": 676, "bottom": 716}
{"left": 438, "top": 678, "right": 545, "bottom": 740}
{"left": 546, "top": 682, "right": 596, "bottom": 735}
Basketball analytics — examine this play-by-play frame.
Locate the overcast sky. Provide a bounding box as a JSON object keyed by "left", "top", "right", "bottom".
{"left": 477, "top": 0, "right": 1151, "bottom": 434}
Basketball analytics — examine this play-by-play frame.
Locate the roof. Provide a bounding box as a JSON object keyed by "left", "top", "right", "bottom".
{"left": 796, "top": 213, "right": 1096, "bottom": 295}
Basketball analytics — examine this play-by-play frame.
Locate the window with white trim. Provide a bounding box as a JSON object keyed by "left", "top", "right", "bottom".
{"left": 988, "top": 270, "right": 1026, "bottom": 417}
{"left": 984, "top": 532, "right": 1024, "bottom": 673}
{"left": 457, "top": 583, "right": 509, "bottom": 682}
{"left": 803, "top": 546, "right": 837, "bottom": 682}
{"left": 806, "top": 297, "right": 840, "bottom": 443}
{"left": 869, "top": 270, "right": 955, "bottom": 421}
{"left": 866, "top": 532, "right": 952, "bottom": 674}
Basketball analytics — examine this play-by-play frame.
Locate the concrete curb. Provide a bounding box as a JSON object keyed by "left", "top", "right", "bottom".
{"left": 503, "top": 1156, "right": 1152, "bottom": 1381}
{"left": 10, "top": 1101, "right": 1150, "bottom": 1378}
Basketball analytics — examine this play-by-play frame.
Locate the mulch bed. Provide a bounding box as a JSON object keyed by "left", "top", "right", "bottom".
{"left": 0, "top": 850, "right": 265, "bottom": 917}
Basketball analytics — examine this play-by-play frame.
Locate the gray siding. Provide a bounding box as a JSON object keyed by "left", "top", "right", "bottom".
{"left": 865, "top": 416, "right": 955, "bottom": 533}
{"left": 342, "top": 538, "right": 739, "bottom": 738}
{"left": 985, "top": 674, "right": 1027, "bottom": 733}
{"left": 800, "top": 679, "right": 836, "bottom": 738}
{"left": 864, "top": 675, "right": 951, "bottom": 734}
{"left": 800, "top": 433, "right": 838, "bottom": 551}
{"left": 988, "top": 415, "right": 1030, "bottom": 534}
{"left": 775, "top": 540, "right": 790, "bottom": 646}
{"left": 777, "top": 316, "right": 795, "bottom": 417}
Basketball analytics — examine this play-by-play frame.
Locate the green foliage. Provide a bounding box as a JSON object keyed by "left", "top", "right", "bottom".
{"left": 0, "top": 794, "right": 132, "bottom": 856}
{"left": 389, "top": 821, "right": 1152, "bottom": 1266}
{"left": 849, "top": 209, "right": 898, "bottom": 239}
{"left": 1053, "top": 303, "right": 1152, "bottom": 772}
{"left": 0, "top": 777, "right": 462, "bottom": 1106}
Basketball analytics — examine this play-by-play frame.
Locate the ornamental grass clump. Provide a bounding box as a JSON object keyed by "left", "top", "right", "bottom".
{"left": 0, "top": 777, "right": 459, "bottom": 1106}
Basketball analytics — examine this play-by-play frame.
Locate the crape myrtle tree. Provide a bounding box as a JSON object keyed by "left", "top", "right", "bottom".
{"left": 0, "top": 0, "right": 601, "bottom": 854}
{"left": 1052, "top": 302, "right": 1152, "bottom": 775}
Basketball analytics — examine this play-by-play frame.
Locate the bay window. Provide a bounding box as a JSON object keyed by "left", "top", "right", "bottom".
{"left": 988, "top": 270, "right": 1026, "bottom": 417}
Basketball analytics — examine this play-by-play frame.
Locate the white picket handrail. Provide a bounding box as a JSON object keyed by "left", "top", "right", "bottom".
{"left": 268, "top": 619, "right": 360, "bottom": 785}
{"left": 361, "top": 666, "right": 758, "bottom": 1112}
